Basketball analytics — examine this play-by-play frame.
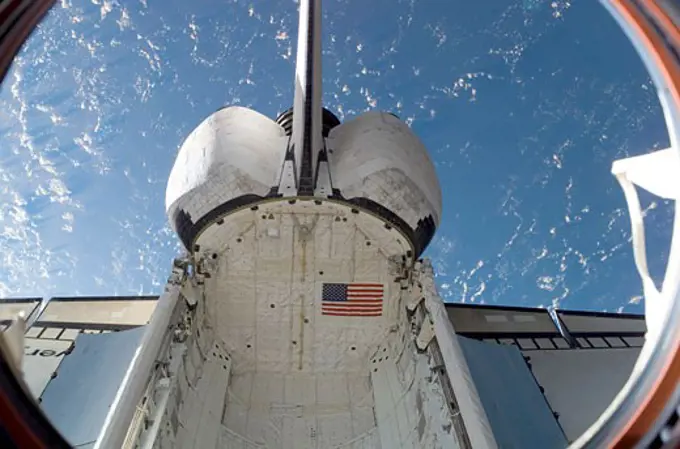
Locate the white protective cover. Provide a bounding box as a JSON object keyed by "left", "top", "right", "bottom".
{"left": 327, "top": 112, "right": 443, "bottom": 229}
{"left": 165, "top": 106, "right": 288, "bottom": 230}
{"left": 611, "top": 147, "right": 680, "bottom": 344}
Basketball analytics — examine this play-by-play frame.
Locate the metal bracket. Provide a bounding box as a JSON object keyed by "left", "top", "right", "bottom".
{"left": 407, "top": 295, "right": 425, "bottom": 313}
{"left": 180, "top": 282, "right": 201, "bottom": 308}
{"left": 173, "top": 312, "right": 192, "bottom": 344}
{"left": 406, "top": 282, "right": 425, "bottom": 313}
{"left": 277, "top": 159, "right": 298, "bottom": 197}
{"left": 314, "top": 158, "right": 333, "bottom": 196}
{"left": 548, "top": 307, "right": 579, "bottom": 348}
{"left": 416, "top": 317, "right": 436, "bottom": 351}
{"left": 168, "top": 256, "right": 190, "bottom": 286}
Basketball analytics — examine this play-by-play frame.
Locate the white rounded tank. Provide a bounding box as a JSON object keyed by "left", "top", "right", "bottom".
{"left": 327, "top": 111, "right": 442, "bottom": 255}
{"left": 165, "top": 106, "right": 288, "bottom": 249}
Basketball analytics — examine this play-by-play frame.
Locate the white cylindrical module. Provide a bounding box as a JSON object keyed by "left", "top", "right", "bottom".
{"left": 327, "top": 111, "right": 442, "bottom": 255}
{"left": 165, "top": 106, "right": 288, "bottom": 249}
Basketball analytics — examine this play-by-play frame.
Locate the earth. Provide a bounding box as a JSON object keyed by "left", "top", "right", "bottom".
{"left": 0, "top": 0, "right": 673, "bottom": 313}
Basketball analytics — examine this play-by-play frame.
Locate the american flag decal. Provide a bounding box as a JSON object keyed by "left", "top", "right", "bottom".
{"left": 321, "top": 283, "right": 384, "bottom": 317}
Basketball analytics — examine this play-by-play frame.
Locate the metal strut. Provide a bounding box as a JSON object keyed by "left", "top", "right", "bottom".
{"left": 291, "top": 0, "right": 323, "bottom": 196}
